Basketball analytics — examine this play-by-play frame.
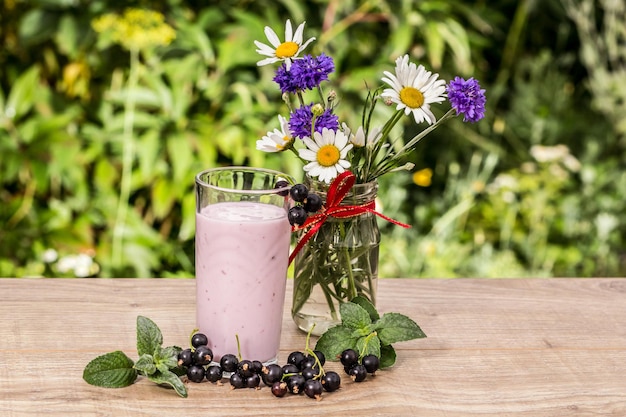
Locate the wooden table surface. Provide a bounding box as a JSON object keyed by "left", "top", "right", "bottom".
{"left": 0, "top": 278, "right": 625, "bottom": 417}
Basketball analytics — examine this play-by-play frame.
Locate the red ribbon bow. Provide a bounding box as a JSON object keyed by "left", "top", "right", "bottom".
{"left": 288, "top": 171, "right": 411, "bottom": 265}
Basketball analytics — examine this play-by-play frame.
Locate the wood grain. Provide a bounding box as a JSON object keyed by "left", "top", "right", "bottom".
{"left": 0, "top": 278, "right": 625, "bottom": 416}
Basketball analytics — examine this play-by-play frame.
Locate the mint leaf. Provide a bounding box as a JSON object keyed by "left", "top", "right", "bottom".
{"left": 148, "top": 370, "right": 187, "bottom": 398}
{"left": 155, "top": 346, "right": 181, "bottom": 370}
{"left": 133, "top": 353, "right": 157, "bottom": 375}
{"left": 379, "top": 344, "right": 396, "bottom": 368}
{"left": 340, "top": 302, "right": 372, "bottom": 330}
{"left": 137, "top": 315, "right": 163, "bottom": 356}
{"left": 376, "top": 312, "right": 427, "bottom": 345}
{"left": 83, "top": 351, "right": 137, "bottom": 388}
{"left": 356, "top": 333, "right": 381, "bottom": 358}
{"left": 350, "top": 296, "right": 379, "bottom": 321}
{"left": 315, "top": 325, "right": 359, "bottom": 360}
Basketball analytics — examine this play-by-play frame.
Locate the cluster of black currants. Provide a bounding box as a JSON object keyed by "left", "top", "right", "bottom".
{"left": 177, "top": 332, "right": 217, "bottom": 383}
{"left": 339, "top": 349, "right": 380, "bottom": 382}
{"left": 276, "top": 181, "right": 323, "bottom": 227}
{"left": 267, "top": 350, "right": 341, "bottom": 400}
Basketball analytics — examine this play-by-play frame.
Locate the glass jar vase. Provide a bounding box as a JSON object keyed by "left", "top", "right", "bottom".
{"left": 291, "top": 177, "right": 380, "bottom": 335}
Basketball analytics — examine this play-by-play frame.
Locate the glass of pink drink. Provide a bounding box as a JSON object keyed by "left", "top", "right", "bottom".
{"left": 195, "top": 167, "right": 292, "bottom": 364}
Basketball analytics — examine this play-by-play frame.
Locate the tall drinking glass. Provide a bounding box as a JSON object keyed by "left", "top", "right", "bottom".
{"left": 195, "top": 167, "right": 292, "bottom": 364}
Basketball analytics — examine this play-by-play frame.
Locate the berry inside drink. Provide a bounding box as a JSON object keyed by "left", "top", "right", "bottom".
{"left": 195, "top": 201, "right": 291, "bottom": 364}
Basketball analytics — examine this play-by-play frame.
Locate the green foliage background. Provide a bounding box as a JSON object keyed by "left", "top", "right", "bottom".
{"left": 1, "top": 0, "right": 624, "bottom": 278}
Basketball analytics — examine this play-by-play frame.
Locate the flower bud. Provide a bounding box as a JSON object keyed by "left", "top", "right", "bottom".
{"left": 311, "top": 103, "right": 325, "bottom": 116}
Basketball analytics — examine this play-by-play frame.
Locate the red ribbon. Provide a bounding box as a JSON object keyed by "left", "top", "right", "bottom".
{"left": 288, "top": 171, "right": 411, "bottom": 265}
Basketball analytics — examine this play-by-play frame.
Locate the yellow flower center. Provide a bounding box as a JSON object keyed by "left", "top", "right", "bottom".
{"left": 399, "top": 86, "right": 425, "bottom": 109}
{"left": 317, "top": 144, "right": 341, "bottom": 167}
{"left": 275, "top": 41, "right": 299, "bottom": 58}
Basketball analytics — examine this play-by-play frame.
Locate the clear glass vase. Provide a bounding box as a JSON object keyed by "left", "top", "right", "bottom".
{"left": 291, "top": 177, "right": 380, "bottom": 335}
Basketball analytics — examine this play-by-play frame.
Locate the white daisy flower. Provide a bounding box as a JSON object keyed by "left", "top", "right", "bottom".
{"left": 350, "top": 126, "right": 383, "bottom": 148}
{"left": 256, "top": 115, "right": 294, "bottom": 152}
{"left": 254, "top": 19, "right": 316, "bottom": 71}
{"left": 381, "top": 54, "right": 447, "bottom": 125}
{"left": 299, "top": 128, "right": 353, "bottom": 183}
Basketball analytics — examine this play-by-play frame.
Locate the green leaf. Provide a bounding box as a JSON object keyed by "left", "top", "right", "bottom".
{"left": 133, "top": 353, "right": 157, "bottom": 376}
{"left": 356, "top": 333, "right": 381, "bottom": 359}
{"left": 137, "top": 316, "right": 163, "bottom": 356}
{"left": 340, "top": 302, "right": 372, "bottom": 330}
{"left": 148, "top": 370, "right": 188, "bottom": 398}
{"left": 376, "top": 313, "right": 427, "bottom": 345}
{"left": 350, "top": 296, "right": 380, "bottom": 321}
{"left": 315, "top": 325, "right": 359, "bottom": 361}
{"left": 379, "top": 344, "right": 397, "bottom": 369}
{"left": 83, "top": 351, "right": 137, "bottom": 388}
{"left": 155, "top": 346, "right": 181, "bottom": 370}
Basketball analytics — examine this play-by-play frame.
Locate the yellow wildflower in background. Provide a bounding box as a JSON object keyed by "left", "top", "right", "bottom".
{"left": 412, "top": 168, "right": 433, "bottom": 187}
{"left": 92, "top": 8, "right": 175, "bottom": 51}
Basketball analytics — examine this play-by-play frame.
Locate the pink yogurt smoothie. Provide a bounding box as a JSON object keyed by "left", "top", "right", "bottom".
{"left": 195, "top": 201, "right": 291, "bottom": 363}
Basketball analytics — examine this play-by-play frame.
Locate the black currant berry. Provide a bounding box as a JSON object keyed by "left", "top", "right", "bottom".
{"left": 287, "top": 351, "right": 306, "bottom": 369}
{"left": 321, "top": 371, "right": 341, "bottom": 392}
{"left": 290, "top": 184, "right": 309, "bottom": 202}
{"left": 271, "top": 381, "right": 288, "bottom": 397}
{"left": 339, "top": 349, "right": 359, "bottom": 368}
{"left": 308, "top": 350, "right": 326, "bottom": 366}
{"left": 261, "top": 364, "right": 283, "bottom": 386}
{"left": 300, "top": 355, "right": 318, "bottom": 370}
{"left": 287, "top": 374, "right": 306, "bottom": 394}
{"left": 237, "top": 359, "right": 254, "bottom": 378}
{"left": 348, "top": 364, "right": 368, "bottom": 382}
{"left": 191, "top": 332, "right": 209, "bottom": 348}
{"left": 303, "top": 193, "right": 323, "bottom": 212}
{"left": 246, "top": 373, "right": 261, "bottom": 389}
{"left": 229, "top": 372, "right": 245, "bottom": 389}
{"left": 177, "top": 348, "right": 193, "bottom": 367}
{"left": 251, "top": 360, "right": 263, "bottom": 375}
{"left": 220, "top": 354, "right": 239, "bottom": 373}
{"left": 304, "top": 379, "right": 323, "bottom": 400}
{"left": 186, "top": 365, "right": 205, "bottom": 383}
{"left": 193, "top": 345, "right": 213, "bottom": 366}
{"left": 288, "top": 206, "right": 308, "bottom": 226}
{"left": 205, "top": 365, "right": 223, "bottom": 383}
{"left": 300, "top": 366, "right": 320, "bottom": 381}
{"left": 361, "top": 354, "right": 380, "bottom": 374}
{"left": 274, "top": 180, "right": 290, "bottom": 197}
{"left": 282, "top": 363, "right": 300, "bottom": 376}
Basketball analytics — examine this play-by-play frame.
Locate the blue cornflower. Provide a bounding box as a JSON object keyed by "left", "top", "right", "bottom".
{"left": 291, "top": 53, "right": 334, "bottom": 90}
{"left": 274, "top": 53, "right": 335, "bottom": 94}
{"left": 446, "top": 77, "right": 486, "bottom": 123}
{"left": 289, "top": 104, "right": 339, "bottom": 139}
{"left": 273, "top": 63, "right": 300, "bottom": 94}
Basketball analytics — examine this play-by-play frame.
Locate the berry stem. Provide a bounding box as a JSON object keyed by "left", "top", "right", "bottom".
{"left": 359, "top": 331, "right": 378, "bottom": 359}
{"left": 235, "top": 334, "right": 242, "bottom": 361}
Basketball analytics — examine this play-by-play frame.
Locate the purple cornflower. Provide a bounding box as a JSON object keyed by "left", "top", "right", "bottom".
{"left": 446, "top": 77, "right": 486, "bottom": 123}
{"left": 289, "top": 104, "right": 339, "bottom": 139}
{"left": 273, "top": 63, "right": 300, "bottom": 94}
{"left": 291, "top": 53, "right": 334, "bottom": 90}
{"left": 274, "top": 54, "right": 335, "bottom": 94}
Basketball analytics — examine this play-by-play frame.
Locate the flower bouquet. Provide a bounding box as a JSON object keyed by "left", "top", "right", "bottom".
{"left": 254, "top": 20, "right": 486, "bottom": 334}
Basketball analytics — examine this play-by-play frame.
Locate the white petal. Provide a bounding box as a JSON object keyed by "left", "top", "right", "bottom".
{"left": 264, "top": 26, "right": 281, "bottom": 48}
{"left": 292, "top": 21, "right": 304, "bottom": 43}
{"left": 299, "top": 149, "right": 317, "bottom": 161}
{"left": 302, "top": 137, "right": 319, "bottom": 151}
{"left": 284, "top": 20, "right": 293, "bottom": 42}
{"left": 257, "top": 57, "right": 279, "bottom": 67}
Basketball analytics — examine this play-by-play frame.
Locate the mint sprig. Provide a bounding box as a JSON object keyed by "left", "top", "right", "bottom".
{"left": 82, "top": 316, "right": 186, "bottom": 397}
{"left": 315, "top": 297, "right": 426, "bottom": 367}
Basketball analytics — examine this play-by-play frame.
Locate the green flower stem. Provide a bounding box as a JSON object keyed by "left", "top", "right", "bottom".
{"left": 112, "top": 47, "right": 140, "bottom": 268}
{"left": 337, "top": 219, "right": 361, "bottom": 302}
{"left": 369, "top": 108, "right": 457, "bottom": 180}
